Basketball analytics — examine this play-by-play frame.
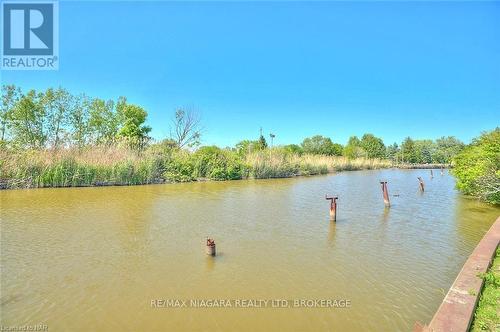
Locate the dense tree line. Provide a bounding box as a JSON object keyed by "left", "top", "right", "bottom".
{"left": 1, "top": 85, "right": 151, "bottom": 149}
{"left": 2, "top": 85, "right": 465, "bottom": 165}
{"left": 236, "top": 133, "right": 464, "bottom": 164}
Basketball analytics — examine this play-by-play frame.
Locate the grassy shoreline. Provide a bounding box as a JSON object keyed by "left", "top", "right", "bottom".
{"left": 470, "top": 248, "right": 500, "bottom": 332}
{"left": 396, "top": 163, "right": 451, "bottom": 169}
{"left": 0, "top": 145, "right": 392, "bottom": 190}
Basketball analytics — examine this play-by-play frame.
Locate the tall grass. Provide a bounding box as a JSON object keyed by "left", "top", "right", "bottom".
{"left": 0, "top": 146, "right": 164, "bottom": 189}
{"left": 0, "top": 145, "right": 392, "bottom": 189}
{"left": 245, "top": 150, "right": 391, "bottom": 178}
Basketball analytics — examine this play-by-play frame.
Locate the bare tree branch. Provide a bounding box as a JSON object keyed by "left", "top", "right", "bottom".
{"left": 169, "top": 108, "right": 202, "bottom": 148}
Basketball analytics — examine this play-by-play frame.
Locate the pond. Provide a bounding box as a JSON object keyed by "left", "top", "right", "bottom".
{"left": 1, "top": 169, "right": 499, "bottom": 331}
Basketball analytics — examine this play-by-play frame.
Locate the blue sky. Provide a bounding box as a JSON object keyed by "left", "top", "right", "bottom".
{"left": 1, "top": 0, "right": 499, "bottom": 147}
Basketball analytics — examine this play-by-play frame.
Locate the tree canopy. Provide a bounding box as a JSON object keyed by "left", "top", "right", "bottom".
{"left": 343, "top": 136, "right": 365, "bottom": 159}
{"left": 301, "top": 135, "right": 343, "bottom": 156}
{"left": 360, "top": 134, "right": 386, "bottom": 159}
{"left": 1, "top": 86, "right": 153, "bottom": 149}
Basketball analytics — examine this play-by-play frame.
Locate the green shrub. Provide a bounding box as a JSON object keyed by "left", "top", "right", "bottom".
{"left": 452, "top": 129, "right": 500, "bottom": 204}
{"left": 192, "top": 146, "right": 243, "bottom": 180}
{"left": 163, "top": 150, "right": 195, "bottom": 182}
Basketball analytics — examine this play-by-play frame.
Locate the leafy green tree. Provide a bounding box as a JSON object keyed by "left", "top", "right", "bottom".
{"left": 1, "top": 85, "right": 20, "bottom": 142}
{"left": 69, "top": 94, "right": 91, "bottom": 148}
{"left": 414, "top": 140, "right": 435, "bottom": 164}
{"left": 433, "top": 136, "right": 464, "bottom": 163}
{"left": 360, "top": 133, "right": 386, "bottom": 158}
{"left": 43, "top": 87, "right": 72, "bottom": 149}
{"left": 283, "top": 144, "right": 303, "bottom": 155}
{"left": 400, "top": 137, "right": 417, "bottom": 163}
{"left": 88, "top": 98, "right": 118, "bottom": 144}
{"left": 235, "top": 140, "right": 261, "bottom": 156}
{"left": 331, "top": 143, "right": 343, "bottom": 156}
{"left": 343, "top": 136, "right": 365, "bottom": 159}
{"left": 9, "top": 90, "right": 47, "bottom": 149}
{"left": 301, "top": 135, "right": 342, "bottom": 156}
{"left": 386, "top": 143, "right": 399, "bottom": 162}
{"left": 116, "top": 97, "right": 151, "bottom": 147}
{"left": 452, "top": 129, "right": 499, "bottom": 204}
{"left": 157, "top": 138, "right": 178, "bottom": 151}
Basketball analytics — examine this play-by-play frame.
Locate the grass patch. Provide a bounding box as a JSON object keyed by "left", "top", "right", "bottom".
{"left": 470, "top": 248, "right": 500, "bottom": 332}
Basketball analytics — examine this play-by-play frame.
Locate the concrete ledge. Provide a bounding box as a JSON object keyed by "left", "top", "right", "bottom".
{"left": 415, "top": 216, "right": 500, "bottom": 332}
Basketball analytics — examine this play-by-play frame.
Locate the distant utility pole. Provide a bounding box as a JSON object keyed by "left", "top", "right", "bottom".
{"left": 270, "top": 133, "right": 275, "bottom": 148}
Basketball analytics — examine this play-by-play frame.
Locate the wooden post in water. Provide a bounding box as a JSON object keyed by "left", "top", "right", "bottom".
{"left": 418, "top": 177, "right": 425, "bottom": 192}
{"left": 325, "top": 195, "right": 338, "bottom": 222}
{"left": 440, "top": 167, "right": 444, "bottom": 176}
{"left": 430, "top": 169, "right": 433, "bottom": 179}
{"left": 206, "top": 238, "right": 216, "bottom": 256}
{"left": 380, "top": 181, "right": 390, "bottom": 207}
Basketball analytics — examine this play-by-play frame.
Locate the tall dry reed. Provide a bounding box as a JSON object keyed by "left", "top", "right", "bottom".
{"left": 0, "top": 145, "right": 392, "bottom": 189}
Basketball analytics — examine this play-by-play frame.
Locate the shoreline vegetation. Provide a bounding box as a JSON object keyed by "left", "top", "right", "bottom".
{"left": 470, "top": 248, "right": 500, "bottom": 332}
{"left": 0, "top": 145, "right": 392, "bottom": 190}
{"left": 0, "top": 85, "right": 498, "bottom": 203}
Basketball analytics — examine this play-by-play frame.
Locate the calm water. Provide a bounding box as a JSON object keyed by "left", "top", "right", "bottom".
{"left": 1, "top": 169, "right": 499, "bottom": 331}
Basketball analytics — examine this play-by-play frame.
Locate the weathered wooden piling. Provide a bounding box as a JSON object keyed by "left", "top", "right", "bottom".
{"left": 380, "top": 181, "right": 390, "bottom": 207}
{"left": 430, "top": 169, "right": 434, "bottom": 179}
{"left": 206, "top": 238, "right": 216, "bottom": 256}
{"left": 325, "top": 195, "right": 338, "bottom": 222}
{"left": 418, "top": 177, "right": 425, "bottom": 192}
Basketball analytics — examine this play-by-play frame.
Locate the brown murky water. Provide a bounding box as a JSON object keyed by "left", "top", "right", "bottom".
{"left": 1, "top": 169, "right": 499, "bottom": 331}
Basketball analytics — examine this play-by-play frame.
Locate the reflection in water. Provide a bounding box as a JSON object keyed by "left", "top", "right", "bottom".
{"left": 205, "top": 256, "right": 216, "bottom": 272}
{"left": 0, "top": 170, "right": 498, "bottom": 332}
{"left": 327, "top": 221, "right": 336, "bottom": 245}
{"left": 381, "top": 206, "right": 390, "bottom": 223}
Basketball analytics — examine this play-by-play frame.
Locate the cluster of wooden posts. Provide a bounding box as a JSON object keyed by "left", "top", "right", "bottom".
{"left": 206, "top": 168, "right": 445, "bottom": 255}
{"left": 326, "top": 168, "right": 444, "bottom": 222}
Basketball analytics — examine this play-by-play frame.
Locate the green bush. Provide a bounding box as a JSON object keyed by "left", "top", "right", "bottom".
{"left": 192, "top": 146, "right": 243, "bottom": 180}
{"left": 452, "top": 129, "right": 500, "bottom": 204}
{"left": 163, "top": 150, "right": 195, "bottom": 182}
